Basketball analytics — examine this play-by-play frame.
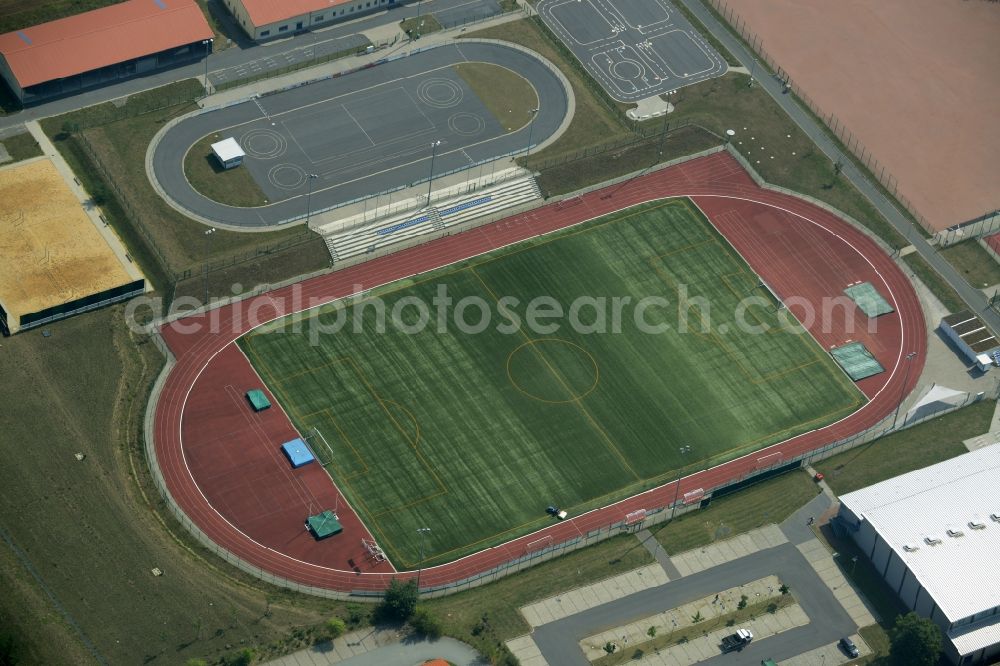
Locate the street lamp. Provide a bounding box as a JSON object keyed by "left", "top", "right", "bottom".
{"left": 655, "top": 109, "right": 669, "bottom": 160}
{"left": 415, "top": 527, "right": 431, "bottom": 593}
{"left": 426, "top": 140, "right": 441, "bottom": 205}
{"left": 892, "top": 351, "right": 918, "bottom": 428}
{"left": 305, "top": 173, "right": 319, "bottom": 224}
{"left": 669, "top": 445, "right": 692, "bottom": 522}
{"left": 203, "top": 227, "right": 216, "bottom": 307}
{"left": 525, "top": 108, "right": 539, "bottom": 158}
{"left": 202, "top": 38, "right": 214, "bottom": 95}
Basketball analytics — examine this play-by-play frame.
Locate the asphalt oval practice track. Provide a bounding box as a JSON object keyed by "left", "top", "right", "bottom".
{"left": 152, "top": 152, "right": 927, "bottom": 594}
{"left": 149, "top": 42, "right": 569, "bottom": 228}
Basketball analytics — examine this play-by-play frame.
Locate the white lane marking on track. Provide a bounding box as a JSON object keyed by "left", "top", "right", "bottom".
{"left": 172, "top": 189, "right": 916, "bottom": 580}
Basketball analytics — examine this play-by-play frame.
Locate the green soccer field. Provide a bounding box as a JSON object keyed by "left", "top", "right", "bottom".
{"left": 239, "top": 199, "right": 864, "bottom": 567}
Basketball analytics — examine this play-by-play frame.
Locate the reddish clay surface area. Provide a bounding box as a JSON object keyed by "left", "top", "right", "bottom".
{"left": 722, "top": 0, "right": 1000, "bottom": 230}
{"left": 984, "top": 233, "right": 1000, "bottom": 258}
{"left": 154, "top": 152, "right": 926, "bottom": 593}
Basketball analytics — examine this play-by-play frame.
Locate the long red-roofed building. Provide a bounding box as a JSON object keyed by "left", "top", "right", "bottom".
{"left": 0, "top": 0, "right": 212, "bottom": 105}
{"left": 222, "top": 0, "right": 398, "bottom": 41}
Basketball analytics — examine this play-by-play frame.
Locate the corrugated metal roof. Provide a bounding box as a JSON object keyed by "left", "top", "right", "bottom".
{"left": 0, "top": 0, "right": 212, "bottom": 89}
{"left": 839, "top": 445, "right": 1000, "bottom": 623}
{"left": 238, "top": 0, "right": 354, "bottom": 28}
{"left": 950, "top": 618, "right": 1000, "bottom": 656}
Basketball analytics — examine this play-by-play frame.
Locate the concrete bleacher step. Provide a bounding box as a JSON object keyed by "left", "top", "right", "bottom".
{"left": 322, "top": 175, "right": 543, "bottom": 264}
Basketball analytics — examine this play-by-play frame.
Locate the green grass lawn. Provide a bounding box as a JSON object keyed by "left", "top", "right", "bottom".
{"left": 652, "top": 470, "right": 820, "bottom": 554}
{"left": 813, "top": 399, "right": 994, "bottom": 496}
{"left": 0, "top": 131, "right": 42, "bottom": 162}
{"left": 184, "top": 133, "right": 269, "bottom": 207}
{"left": 940, "top": 240, "right": 1000, "bottom": 289}
{"left": 425, "top": 532, "right": 652, "bottom": 657}
{"left": 241, "top": 199, "right": 862, "bottom": 567}
{"left": 41, "top": 80, "right": 329, "bottom": 302}
{"left": 401, "top": 13, "right": 442, "bottom": 37}
{"left": 454, "top": 62, "right": 538, "bottom": 133}
{"left": 463, "top": 18, "right": 628, "bottom": 162}
{"left": 903, "top": 252, "right": 967, "bottom": 314}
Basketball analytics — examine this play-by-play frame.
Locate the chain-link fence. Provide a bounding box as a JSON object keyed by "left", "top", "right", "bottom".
{"left": 212, "top": 36, "right": 391, "bottom": 93}
{"left": 936, "top": 209, "right": 1000, "bottom": 248}
{"left": 144, "top": 363, "right": 996, "bottom": 601}
{"left": 705, "top": 0, "right": 937, "bottom": 237}
{"left": 143, "top": 138, "right": 1000, "bottom": 599}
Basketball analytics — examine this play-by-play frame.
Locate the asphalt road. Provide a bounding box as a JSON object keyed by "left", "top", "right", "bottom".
{"left": 0, "top": 0, "right": 505, "bottom": 134}
{"left": 151, "top": 42, "right": 568, "bottom": 227}
{"left": 532, "top": 542, "right": 856, "bottom": 666}
{"left": 674, "top": 0, "right": 1000, "bottom": 336}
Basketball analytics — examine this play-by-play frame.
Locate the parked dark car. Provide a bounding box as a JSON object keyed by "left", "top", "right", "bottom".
{"left": 839, "top": 636, "right": 860, "bottom": 658}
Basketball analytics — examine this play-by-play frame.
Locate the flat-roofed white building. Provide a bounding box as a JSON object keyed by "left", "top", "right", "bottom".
{"left": 222, "top": 0, "right": 399, "bottom": 41}
{"left": 836, "top": 445, "right": 1000, "bottom": 664}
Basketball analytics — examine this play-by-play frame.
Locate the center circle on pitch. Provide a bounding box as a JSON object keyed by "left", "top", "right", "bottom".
{"left": 267, "top": 163, "right": 307, "bottom": 190}
{"left": 241, "top": 128, "right": 287, "bottom": 159}
{"left": 507, "top": 339, "right": 599, "bottom": 404}
{"left": 612, "top": 60, "right": 643, "bottom": 80}
{"left": 416, "top": 78, "right": 464, "bottom": 108}
{"left": 448, "top": 112, "right": 486, "bottom": 136}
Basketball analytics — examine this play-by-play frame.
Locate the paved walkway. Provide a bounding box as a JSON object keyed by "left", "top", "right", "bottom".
{"left": 621, "top": 605, "right": 810, "bottom": 666}
{"left": 519, "top": 563, "right": 670, "bottom": 629}
{"left": 265, "top": 629, "right": 483, "bottom": 666}
{"left": 676, "top": 0, "right": 1000, "bottom": 338}
{"left": 670, "top": 524, "right": 787, "bottom": 576}
{"left": 636, "top": 529, "right": 682, "bottom": 579}
{"left": 0, "top": 0, "right": 514, "bottom": 133}
{"left": 510, "top": 523, "right": 857, "bottom": 666}
{"left": 579, "top": 575, "right": 786, "bottom": 660}
{"left": 18, "top": 121, "right": 145, "bottom": 285}
{"left": 796, "top": 539, "right": 877, "bottom": 629}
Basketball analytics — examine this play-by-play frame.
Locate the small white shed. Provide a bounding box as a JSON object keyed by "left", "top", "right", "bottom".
{"left": 211, "top": 137, "right": 245, "bottom": 170}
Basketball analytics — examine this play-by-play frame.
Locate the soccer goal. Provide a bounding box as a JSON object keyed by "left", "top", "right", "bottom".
{"left": 757, "top": 278, "right": 785, "bottom": 311}
{"left": 307, "top": 427, "right": 337, "bottom": 467}
{"left": 362, "top": 538, "right": 386, "bottom": 563}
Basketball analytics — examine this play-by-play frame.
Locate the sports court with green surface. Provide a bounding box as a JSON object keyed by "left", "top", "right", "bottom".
{"left": 239, "top": 199, "right": 865, "bottom": 567}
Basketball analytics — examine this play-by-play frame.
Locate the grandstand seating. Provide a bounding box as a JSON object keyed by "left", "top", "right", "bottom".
{"left": 321, "top": 174, "right": 542, "bottom": 264}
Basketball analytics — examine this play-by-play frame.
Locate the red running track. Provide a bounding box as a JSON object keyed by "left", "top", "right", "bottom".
{"left": 153, "top": 152, "right": 926, "bottom": 593}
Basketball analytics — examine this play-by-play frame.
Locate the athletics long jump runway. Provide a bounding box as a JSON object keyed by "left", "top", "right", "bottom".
{"left": 537, "top": 0, "right": 726, "bottom": 102}
{"left": 149, "top": 43, "right": 568, "bottom": 228}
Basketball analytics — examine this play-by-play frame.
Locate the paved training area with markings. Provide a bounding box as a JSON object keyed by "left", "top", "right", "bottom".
{"left": 537, "top": 0, "right": 726, "bottom": 102}
{"left": 151, "top": 42, "right": 567, "bottom": 228}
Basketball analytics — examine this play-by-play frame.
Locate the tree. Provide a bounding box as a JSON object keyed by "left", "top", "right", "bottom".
{"left": 224, "top": 648, "right": 255, "bottom": 666}
{"left": 410, "top": 607, "right": 442, "bottom": 639}
{"left": 889, "top": 612, "right": 941, "bottom": 666}
{"left": 377, "top": 579, "right": 418, "bottom": 622}
{"left": 325, "top": 617, "right": 346, "bottom": 640}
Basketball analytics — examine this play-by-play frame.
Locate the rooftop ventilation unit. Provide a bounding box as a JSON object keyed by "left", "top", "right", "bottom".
{"left": 947, "top": 529, "right": 965, "bottom": 538}
{"left": 902, "top": 544, "right": 920, "bottom": 552}
{"left": 969, "top": 521, "right": 987, "bottom": 530}
{"left": 992, "top": 513, "right": 1000, "bottom": 523}
{"left": 924, "top": 536, "right": 943, "bottom": 546}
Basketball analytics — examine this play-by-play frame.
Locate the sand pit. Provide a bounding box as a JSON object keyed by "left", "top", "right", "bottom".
{"left": 719, "top": 0, "right": 1000, "bottom": 230}
{"left": 0, "top": 158, "right": 139, "bottom": 333}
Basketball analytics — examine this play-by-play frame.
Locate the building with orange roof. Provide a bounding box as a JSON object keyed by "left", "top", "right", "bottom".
{"left": 222, "top": 0, "right": 398, "bottom": 41}
{"left": 0, "top": 0, "right": 213, "bottom": 105}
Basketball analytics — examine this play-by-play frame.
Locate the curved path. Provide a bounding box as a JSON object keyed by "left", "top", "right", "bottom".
{"left": 152, "top": 151, "right": 926, "bottom": 595}
{"left": 149, "top": 42, "right": 569, "bottom": 228}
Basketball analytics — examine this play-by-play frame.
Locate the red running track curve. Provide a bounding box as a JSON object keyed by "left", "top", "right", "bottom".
{"left": 153, "top": 152, "right": 926, "bottom": 594}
